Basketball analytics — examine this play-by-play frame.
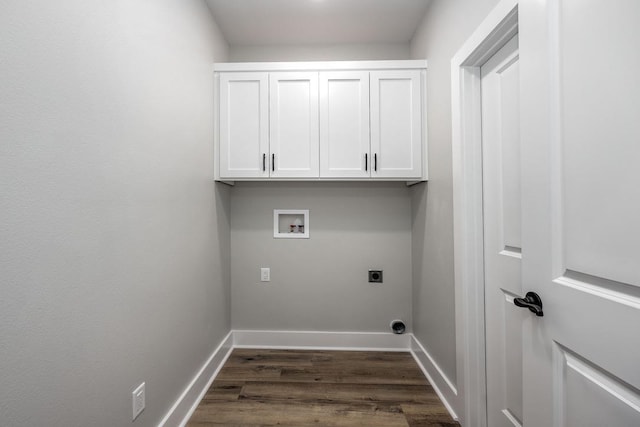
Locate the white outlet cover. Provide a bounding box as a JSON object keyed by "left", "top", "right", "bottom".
{"left": 260, "top": 267, "right": 270, "bottom": 282}
{"left": 132, "top": 382, "right": 145, "bottom": 420}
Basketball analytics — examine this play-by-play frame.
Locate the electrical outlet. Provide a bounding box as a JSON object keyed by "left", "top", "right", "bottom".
{"left": 368, "top": 270, "right": 383, "bottom": 283}
{"left": 132, "top": 382, "right": 145, "bottom": 421}
{"left": 260, "top": 267, "right": 270, "bottom": 282}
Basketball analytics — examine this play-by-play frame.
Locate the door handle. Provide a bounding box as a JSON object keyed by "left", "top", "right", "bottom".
{"left": 514, "top": 292, "right": 544, "bottom": 317}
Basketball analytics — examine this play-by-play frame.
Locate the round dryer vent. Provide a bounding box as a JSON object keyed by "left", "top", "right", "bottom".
{"left": 390, "top": 319, "right": 406, "bottom": 335}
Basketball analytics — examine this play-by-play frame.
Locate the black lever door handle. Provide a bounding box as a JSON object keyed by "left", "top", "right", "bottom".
{"left": 514, "top": 292, "right": 544, "bottom": 317}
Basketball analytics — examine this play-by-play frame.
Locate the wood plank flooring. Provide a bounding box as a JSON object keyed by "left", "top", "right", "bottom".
{"left": 187, "top": 349, "right": 459, "bottom": 427}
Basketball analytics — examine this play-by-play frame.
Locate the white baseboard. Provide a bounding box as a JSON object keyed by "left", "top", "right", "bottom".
{"left": 410, "top": 334, "right": 459, "bottom": 421}
{"left": 232, "top": 329, "right": 412, "bottom": 351}
{"left": 158, "top": 331, "right": 234, "bottom": 427}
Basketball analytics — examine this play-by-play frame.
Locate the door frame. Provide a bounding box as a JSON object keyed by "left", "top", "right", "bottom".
{"left": 450, "top": 0, "right": 518, "bottom": 426}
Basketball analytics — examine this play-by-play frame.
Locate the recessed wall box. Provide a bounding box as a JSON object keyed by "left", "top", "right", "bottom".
{"left": 274, "top": 209, "right": 309, "bottom": 239}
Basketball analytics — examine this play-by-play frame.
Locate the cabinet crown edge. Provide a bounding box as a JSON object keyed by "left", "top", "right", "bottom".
{"left": 213, "top": 59, "right": 427, "bottom": 73}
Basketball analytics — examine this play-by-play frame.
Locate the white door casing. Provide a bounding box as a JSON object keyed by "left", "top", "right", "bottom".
{"left": 481, "top": 34, "right": 524, "bottom": 427}
{"left": 520, "top": 0, "right": 640, "bottom": 425}
{"left": 269, "top": 71, "right": 320, "bottom": 178}
{"left": 319, "top": 71, "right": 370, "bottom": 178}
{"left": 451, "top": 0, "right": 519, "bottom": 425}
{"left": 219, "top": 72, "right": 269, "bottom": 178}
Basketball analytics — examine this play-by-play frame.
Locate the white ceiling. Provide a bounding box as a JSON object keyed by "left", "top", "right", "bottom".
{"left": 205, "top": 0, "right": 431, "bottom": 46}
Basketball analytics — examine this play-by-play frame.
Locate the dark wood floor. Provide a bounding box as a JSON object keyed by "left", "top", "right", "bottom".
{"left": 187, "top": 349, "right": 460, "bottom": 427}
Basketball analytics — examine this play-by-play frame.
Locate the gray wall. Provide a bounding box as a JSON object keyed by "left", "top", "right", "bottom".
{"left": 409, "top": 0, "right": 502, "bottom": 385}
{"left": 0, "top": 1, "right": 230, "bottom": 426}
{"left": 230, "top": 43, "right": 411, "bottom": 62}
{"left": 231, "top": 182, "right": 412, "bottom": 332}
{"left": 228, "top": 44, "right": 413, "bottom": 333}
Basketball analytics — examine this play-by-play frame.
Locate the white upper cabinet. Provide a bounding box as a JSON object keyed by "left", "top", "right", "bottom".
{"left": 319, "top": 71, "right": 370, "bottom": 178}
{"left": 320, "top": 71, "right": 370, "bottom": 178}
{"left": 269, "top": 72, "right": 320, "bottom": 178}
{"left": 215, "top": 61, "right": 427, "bottom": 182}
{"left": 219, "top": 72, "right": 269, "bottom": 178}
{"left": 370, "top": 70, "right": 423, "bottom": 179}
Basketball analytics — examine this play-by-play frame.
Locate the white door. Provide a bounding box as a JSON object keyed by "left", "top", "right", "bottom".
{"left": 219, "top": 72, "right": 269, "bottom": 178}
{"left": 481, "top": 35, "right": 523, "bottom": 427}
{"left": 319, "top": 71, "right": 370, "bottom": 178}
{"left": 269, "top": 72, "right": 319, "bottom": 178}
{"left": 370, "top": 70, "right": 422, "bottom": 179}
{"left": 520, "top": 1, "right": 640, "bottom": 425}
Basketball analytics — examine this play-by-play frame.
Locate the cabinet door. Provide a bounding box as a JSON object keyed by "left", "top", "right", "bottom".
{"left": 219, "top": 72, "right": 269, "bottom": 178}
{"left": 269, "top": 72, "right": 319, "bottom": 178}
{"left": 370, "top": 70, "right": 422, "bottom": 179}
{"left": 320, "top": 71, "right": 370, "bottom": 178}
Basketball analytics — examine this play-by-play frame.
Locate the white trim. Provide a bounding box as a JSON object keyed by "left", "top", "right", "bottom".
{"left": 214, "top": 60, "right": 428, "bottom": 73}
{"left": 410, "top": 335, "right": 459, "bottom": 421}
{"left": 214, "top": 177, "right": 423, "bottom": 183}
{"left": 451, "top": 1, "right": 519, "bottom": 426}
{"left": 158, "top": 331, "right": 234, "bottom": 427}
{"left": 232, "top": 329, "right": 411, "bottom": 351}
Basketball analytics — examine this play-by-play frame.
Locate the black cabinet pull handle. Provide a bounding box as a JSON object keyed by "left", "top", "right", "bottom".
{"left": 365, "top": 153, "right": 368, "bottom": 171}
{"left": 514, "top": 292, "right": 544, "bottom": 317}
{"left": 374, "top": 153, "right": 377, "bottom": 172}
{"left": 262, "top": 153, "right": 266, "bottom": 172}
{"left": 272, "top": 154, "right": 275, "bottom": 172}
